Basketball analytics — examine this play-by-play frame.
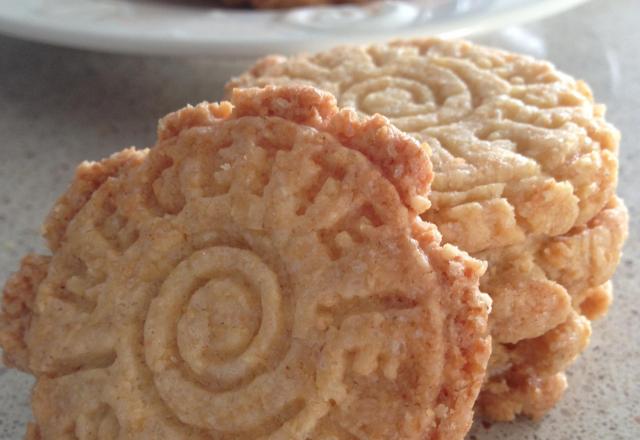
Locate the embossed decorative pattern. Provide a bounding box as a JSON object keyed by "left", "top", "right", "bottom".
{"left": 228, "top": 38, "right": 629, "bottom": 421}
{"left": 0, "top": 86, "right": 491, "bottom": 439}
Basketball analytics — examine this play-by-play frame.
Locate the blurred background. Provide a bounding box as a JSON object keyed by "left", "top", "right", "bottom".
{"left": 0, "top": 1, "right": 638, "bottom": 439}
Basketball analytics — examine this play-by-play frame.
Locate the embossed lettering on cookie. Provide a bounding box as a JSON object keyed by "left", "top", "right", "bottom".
{"left": 0, "top": 85, "right": 491, "bottom": 440}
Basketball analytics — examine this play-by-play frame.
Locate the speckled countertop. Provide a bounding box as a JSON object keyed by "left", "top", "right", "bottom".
{"left": 0, "top": 0, "right": 638, "bottom": 439}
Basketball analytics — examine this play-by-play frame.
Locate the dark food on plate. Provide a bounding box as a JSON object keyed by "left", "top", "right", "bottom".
{"left": 218, "top": 0, "right": 369, "bottom": 9}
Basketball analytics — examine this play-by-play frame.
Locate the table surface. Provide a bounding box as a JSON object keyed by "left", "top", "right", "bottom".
{"left": 0, "top": 0, "right": 638, "bottom": 439}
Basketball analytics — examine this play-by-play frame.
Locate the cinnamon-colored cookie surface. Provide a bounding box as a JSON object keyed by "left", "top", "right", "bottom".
{"left": 0, "top": 85, "right": 491, "bottom": 439}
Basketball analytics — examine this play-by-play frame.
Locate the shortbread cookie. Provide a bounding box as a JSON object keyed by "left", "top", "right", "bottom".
{"left": 477, "top": 196, "right": 628, "bottom": 344}
{"left": 0, "top": 86, "right": 491, "bottom": 440}
{"left": 228, "top": 40, "right": 621, "bottom": 243}
{"left": 474, "top": 197, "right": 627, "bottom": 420}
{"left": 228, "top": 39, "right": 629, "bottom": 420}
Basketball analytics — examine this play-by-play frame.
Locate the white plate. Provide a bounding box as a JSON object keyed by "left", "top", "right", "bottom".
{"left": 0, "top": 0, "right": 587, "bottom": 57}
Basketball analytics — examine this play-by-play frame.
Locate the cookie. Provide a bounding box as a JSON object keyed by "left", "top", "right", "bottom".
{"left": 478, "top": 196, "right": 628, "bottom": 344}
{"left": 228, "top": 38, "right": 629, "bottom": 420}
{"left": 0, "top": 85, "right": 491, "bottom": 439}
{"left": 475, "top": 198, "right": 627, "bottom": 420}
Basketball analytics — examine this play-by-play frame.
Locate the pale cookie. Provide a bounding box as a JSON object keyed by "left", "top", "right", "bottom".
{"left": 480, "top": 310, "right": 590, "bottom": 421}
{"left": 0, "top": 85, "right": 491, "bottom": 440}
{"left": 478, "top": 278, "right": 612, "bottom": 421}
{"left": 228, "top": 38, "right": 629, "bottom": 420}
{"left": 474, "top": 197, "right": 628, "bottom": 421}
{"left": 478, "top": 197, "right": 628, "bottom": 345}
{"left": 228, "top": 39, "right": 620, "bottom": 246}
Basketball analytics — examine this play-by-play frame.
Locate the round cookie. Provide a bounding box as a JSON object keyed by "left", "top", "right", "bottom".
{"left": 0, "top": 86, "right": 491, "bottom": 440}
{"left": 227, "top": 38, "right": 629, "bottom": 420}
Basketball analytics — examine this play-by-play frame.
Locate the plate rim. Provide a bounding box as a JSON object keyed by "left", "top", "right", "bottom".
{"left": 0, "top": 0, "right": 589, "bottom": 56}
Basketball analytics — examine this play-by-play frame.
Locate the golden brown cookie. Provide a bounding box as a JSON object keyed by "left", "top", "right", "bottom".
{"left": 228, "top": 38, "right": 630, "bottom": 420}
{"left": 0, "top": 85, "right": 491, "bottom": 440}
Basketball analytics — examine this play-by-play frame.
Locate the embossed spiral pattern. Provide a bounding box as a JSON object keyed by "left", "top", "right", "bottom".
{"left": 228, "top": 39, "right": 620, "bottom": 251}
{"left": 228, "top": 40, "right": 628, "bottom": 422}
{"left": 6, "top": 88, "right": 491, "bottom": 439}
{"left": 144, "top": 246, "right": 295, "bottom": 432}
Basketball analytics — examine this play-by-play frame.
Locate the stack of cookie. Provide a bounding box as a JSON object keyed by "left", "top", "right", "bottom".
{"left": 0, "top": 38, "right": 628, "bottom": 440}
{"left": 229, "top": 38, "right": 629, "bottom": 421}
{"left": 1, "top": 86, "right": 491, "bottom": 439}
